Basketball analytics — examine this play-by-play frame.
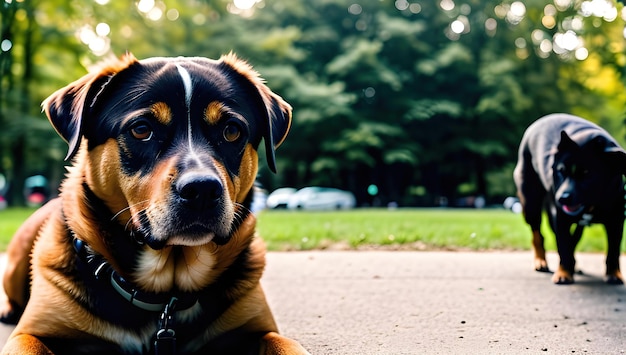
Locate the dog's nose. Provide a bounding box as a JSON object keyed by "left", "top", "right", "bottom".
{"left": 176, "top": 173, "right": 223, "bottom": 210}
{"left": 558, "top": 191, "right": 572, "bottom": 204}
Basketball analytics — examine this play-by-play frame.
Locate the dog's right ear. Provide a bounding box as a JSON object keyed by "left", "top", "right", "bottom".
{"left": 42, "top": 54, "right": 138, "bottom": 160}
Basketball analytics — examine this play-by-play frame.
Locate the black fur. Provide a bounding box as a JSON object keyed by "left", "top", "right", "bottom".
{"left": 46, "top": 57, "right": 289, "bottom": 174}
{"left": 514, "top": 113, "right": 626, "bottom": 284}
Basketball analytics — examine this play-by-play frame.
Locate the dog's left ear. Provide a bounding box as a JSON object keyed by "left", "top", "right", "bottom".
{"left": 42, "top": 54, "right": 139, "bottom": 160}
{"left": 610, "top": 151, "right": 626, "bottom": 176}
{"left": 220, "top": 54, "right": 292, "bottom": 173}
{"left": 256, "top": 82, "right": 293, "bottom": 173}
{"left": 558, "top": 130, "right": 579, "bottom": 152}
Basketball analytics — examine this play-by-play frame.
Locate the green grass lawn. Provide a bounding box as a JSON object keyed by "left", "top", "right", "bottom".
{"left": 0, "top": 207, "right": 39, "bottom": 251}
{"left": 0, "top": 207, "right": 616, "bottom": 253}
{"left": 256, "top": 208, "right": 613, "bottom": 252}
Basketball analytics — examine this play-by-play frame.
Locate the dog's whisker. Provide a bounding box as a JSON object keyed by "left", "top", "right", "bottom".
{"left": 111, "top": 200, "right": 150, "bottom": 222}
{"left": 234, "top": 202, "right": 251, "bottom": 221}
{"left": 111, "top": 206, "right": 132, "bottom": 222}
{"left": 124, "top": 217, "right": 134, "bottom": 232}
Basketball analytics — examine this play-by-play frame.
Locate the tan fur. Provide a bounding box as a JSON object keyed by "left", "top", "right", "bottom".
{"left": 237, "top": 145, "right": 260, "bottom": 203}
{"left": 60, "top": 146, "right": 120, "bottom": 268}
{"left": 150, "top": 102, "right": 172, "bottom": 125}
{"left": 261, "top": 332, "right": 311, "bottom": 355}
{"left": 1, "top": 199, "right": 61, "bottom": 313}
{"left": 204, "top": 101, "right": 225, "bottom": 125}
{"left": 219, "top": 144, "right": 259, "bottom": 205}
{"left": 552, "top": 266, "right": 574, "bottom": 284}
{"left": 2, "top": 334, "right": 54, "bottom": 355}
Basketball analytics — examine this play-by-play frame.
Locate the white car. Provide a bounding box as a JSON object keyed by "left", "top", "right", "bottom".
{"left": 266, "top": 187, "right": 297, "bottom": 209}
{"left": 287, "top": 187, "right": 356, "bottom": 210}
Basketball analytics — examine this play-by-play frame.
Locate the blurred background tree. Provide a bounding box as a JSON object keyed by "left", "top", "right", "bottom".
{"left": 0, "top": 0, "right": 624, "bottom": 206}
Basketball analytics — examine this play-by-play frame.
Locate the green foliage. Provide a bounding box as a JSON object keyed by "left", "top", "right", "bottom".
{"left": 1, "top": 0, "right": 625, "bottom": 206}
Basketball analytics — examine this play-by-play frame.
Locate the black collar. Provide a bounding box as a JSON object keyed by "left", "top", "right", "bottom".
{"left": 65, "top": 183, "right": 232, "bottom": 354}
{"left": 577, "top": 212, "right": 594, "bottom": 226}
{"left": 73, "top": 237, "right": 198, "bottom": 354}
{"left": 72, "top": 237, "right": 199, "bottom": 313}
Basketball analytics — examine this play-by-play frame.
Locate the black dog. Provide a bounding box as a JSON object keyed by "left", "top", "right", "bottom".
{"left": 514, "top": 113, "right": 626, "bottom": 284}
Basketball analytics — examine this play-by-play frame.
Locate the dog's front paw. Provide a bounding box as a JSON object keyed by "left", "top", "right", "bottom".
{"left": 552, "top": 266, "right": 574, "bottom": 284}
{"left": 2, "top": 334, "right": 54, "bottom": 355}
{"left": 534, "top": 258, "right": 549, "bottom": 273}
{"left": 0, "top": 299, "right": 23, "bottom": 325}
{"left": 262, "top": 332, "right": 310, "bottom": 355}
{"left": 605, "top": 270, "right": 624, "bottom": 285}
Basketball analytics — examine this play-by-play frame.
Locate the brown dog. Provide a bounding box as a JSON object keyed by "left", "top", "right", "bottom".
{"left": 0, "top": 54, "right": 309, "bottom": 354}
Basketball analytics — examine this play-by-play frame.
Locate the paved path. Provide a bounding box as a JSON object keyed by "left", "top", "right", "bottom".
{"left": 1, "top": 251, "right": 625, "bottom": 354}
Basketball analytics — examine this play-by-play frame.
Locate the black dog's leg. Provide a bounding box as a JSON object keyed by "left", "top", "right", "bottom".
{"left": 604, "top": 220, "right": 624, "bottom": 285}
{"left": 517, "top": 166, "right": 549, "bottom": 272}
{"left": 553, "top": 215, "right": 576, "bottom": 284}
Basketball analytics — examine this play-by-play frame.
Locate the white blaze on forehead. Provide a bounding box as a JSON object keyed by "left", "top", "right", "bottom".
{"left": 175, "top": 63, "right": 202, "bottom": 165}
{"left": 176, "top": 64, "right": 193, "bottom": 107}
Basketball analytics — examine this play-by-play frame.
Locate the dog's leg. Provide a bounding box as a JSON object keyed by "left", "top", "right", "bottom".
{"left": 604, "top": 220, "right": 624, "bottom": 285}
{"left": 261, "top": 332, "right": 310, "bottom": 355}
{"left": 1, "top": 334, "right": 54, "bottom": 355}
{"left": 531, "top": 230, "right": 549, "bottom": 272}
{"left": 552, "top": 218, "right": 576, "bottom": 284}
{"left": 1, "top": 199, "right": 60, "bottom": 324}
{"left": 517, "top": 177, "right": 549, "bottom": 272}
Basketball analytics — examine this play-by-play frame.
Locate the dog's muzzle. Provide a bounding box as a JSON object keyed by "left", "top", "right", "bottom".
{"left": 556, "top": 191, "right": 585, "bottom": 216}
{"left": 136, "top": 171, "right": 234, "bottom": 250}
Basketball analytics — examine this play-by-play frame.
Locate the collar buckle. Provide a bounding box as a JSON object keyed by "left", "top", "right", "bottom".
{"left": 154, "top": 297, "right": 178, "bottom": 355}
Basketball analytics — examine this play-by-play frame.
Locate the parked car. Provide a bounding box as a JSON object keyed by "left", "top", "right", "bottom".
{"left": 266, "top": 187, "right": 297, "bottom": 209}
{"left": 503, "top": 196, "right": 522, "bottom": 213}
{"left": 287, "top": 187, "right": 356, "bottom": 210}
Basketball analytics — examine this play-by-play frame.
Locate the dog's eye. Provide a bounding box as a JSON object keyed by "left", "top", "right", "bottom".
{"left": 556, "top": 163, "right": 566, "bottom": 173}
{"left": 130, "top": 123, "right": 153, "bottom": 141}
{"left": 223, "top": 123, "right": 241, "bottom": 142}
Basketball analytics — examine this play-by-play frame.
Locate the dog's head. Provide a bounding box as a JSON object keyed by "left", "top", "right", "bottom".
{"left": 553, "top": 130, "right": 626, "bottom": 216}
{"left": 44, "top": 54, "right": 291, "bottom": 249}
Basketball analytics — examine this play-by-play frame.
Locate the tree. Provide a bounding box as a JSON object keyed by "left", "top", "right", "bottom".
{"left": 1, "top": 0, "right": 624, "bottom": 206}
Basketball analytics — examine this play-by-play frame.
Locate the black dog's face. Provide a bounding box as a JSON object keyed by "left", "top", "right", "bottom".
{"left": 553, "top": 131, "right": 622, "bottom": 216}
{"left": 44, "top": 54, "right": 291, "bottom": 249}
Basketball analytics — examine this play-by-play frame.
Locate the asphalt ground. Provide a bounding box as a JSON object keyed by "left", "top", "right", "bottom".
{"left": 1, "top": 251, "right": 625, "bottom": 354}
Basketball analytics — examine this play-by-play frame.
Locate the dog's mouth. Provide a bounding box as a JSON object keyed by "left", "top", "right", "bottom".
{"left": 560, "top": 203, "right": 585, "bottom": 216}
{"left": 133, "top": 211, "right": 231, "bottom": 250}
{"left": 128, "top": 194, "right": 236, "bottom": 250}
{"left": 138, "top": 227, "right": 215, "bottom": 250}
